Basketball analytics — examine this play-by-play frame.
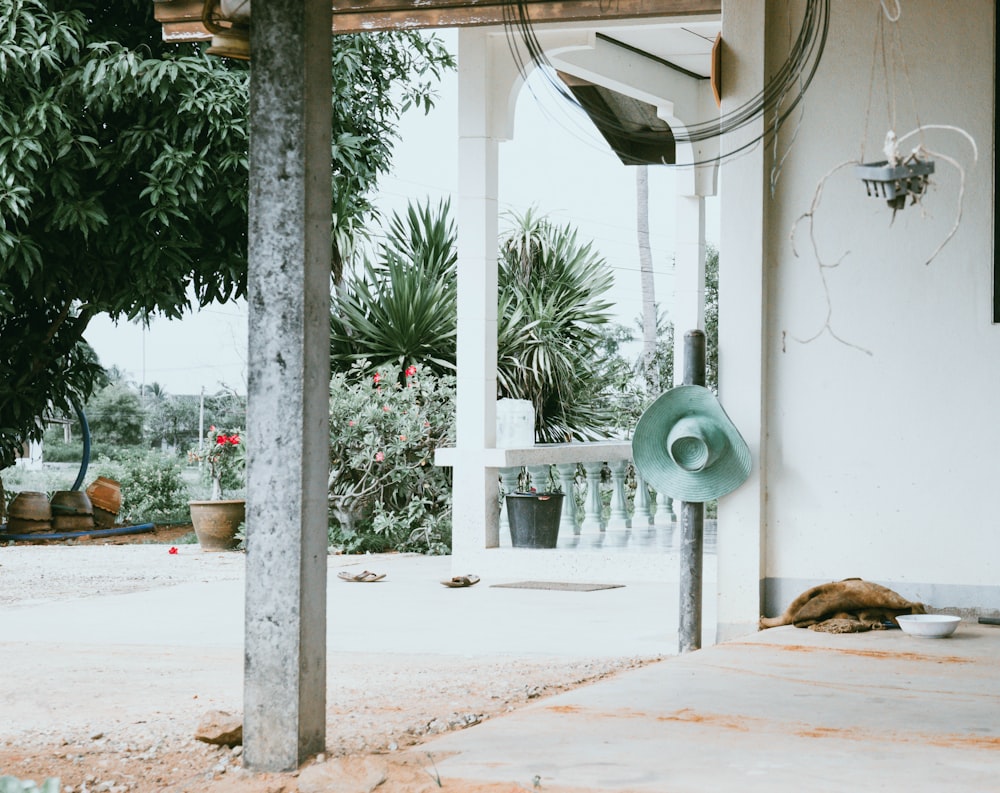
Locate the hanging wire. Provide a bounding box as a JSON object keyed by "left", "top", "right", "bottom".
{"left": 500, "top": 0, "right": 831, "bottom": 167}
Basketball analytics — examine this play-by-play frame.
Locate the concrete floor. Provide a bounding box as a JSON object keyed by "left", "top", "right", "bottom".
{"left": 428, "top": 621, "right": 1000, "bottom": 792}
{"left": 1, "top": 547, "right": 997, "bottom": 791}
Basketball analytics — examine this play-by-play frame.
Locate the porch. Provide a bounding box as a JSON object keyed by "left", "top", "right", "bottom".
{"left": 436, "top": 440, "right": 719, "bottom": 581}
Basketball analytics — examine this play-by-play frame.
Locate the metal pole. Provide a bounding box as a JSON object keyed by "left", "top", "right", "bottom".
{"left": 679, "top": 329, "right": 706, "bottom": 654}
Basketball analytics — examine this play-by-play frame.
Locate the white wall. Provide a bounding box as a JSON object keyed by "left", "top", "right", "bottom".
{"left": 746, "top": 1, "right": 997, "bottom": 614}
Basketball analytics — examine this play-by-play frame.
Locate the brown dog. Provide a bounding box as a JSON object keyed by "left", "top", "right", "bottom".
{"left": 760, "top": 578, "right": 926, "bottom": 632}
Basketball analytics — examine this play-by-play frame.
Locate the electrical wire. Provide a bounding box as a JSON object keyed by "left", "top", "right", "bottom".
{"left": 500, "top": 0, "right": 831, "bottom": 167}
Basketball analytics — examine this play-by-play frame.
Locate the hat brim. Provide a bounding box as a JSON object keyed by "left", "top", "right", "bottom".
{"left": 632, "top": 385, "right": 751, "bottom": 502}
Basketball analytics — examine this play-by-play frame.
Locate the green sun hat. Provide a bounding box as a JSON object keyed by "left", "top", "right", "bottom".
{"left": 632, "top": 385, "right": 751, "bottom": 503}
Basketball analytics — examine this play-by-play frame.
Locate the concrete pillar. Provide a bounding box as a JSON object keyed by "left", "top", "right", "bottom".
{"left": 716, "top": 0, "right": 767, "bottom": 641}
{"left": 243, "top": 0, "right": 331, "bottom": 772}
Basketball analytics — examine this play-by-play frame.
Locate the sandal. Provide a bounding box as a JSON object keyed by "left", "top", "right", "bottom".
{"left": 337, "top": 570, "right": 386, "bottom": 583}
{"left": 441, "top": 574, "right": 480, "bottom": 588}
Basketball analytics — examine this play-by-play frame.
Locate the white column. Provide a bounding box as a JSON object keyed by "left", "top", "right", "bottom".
{"left": 452, "top": 28, "right": 502, "bottom": 552}
{"left": 672, "top": 195, "right": 707, "bottom": 386}
{"left": 716, "top": 0, "right": 767, "bottom": 641}
{"left": 243, "top": 0, "right": 331, "bottom": 772}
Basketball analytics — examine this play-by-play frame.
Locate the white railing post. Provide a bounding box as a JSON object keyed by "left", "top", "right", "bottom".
{"left": 498, "top": 466, "right": 521, "bottom": 547}
{"left": 606, "top": 459, "right": 630, "bottom": 530}
{"left": 580, "top": 461, "right": 605, "bottom": 543}
{"left": 556, "top": 462, "right": 579, "bottom": 537}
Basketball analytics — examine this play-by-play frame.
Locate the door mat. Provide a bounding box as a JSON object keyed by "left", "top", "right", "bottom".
{"left": 490, "top": 581, "right": 625, "bottom": 592}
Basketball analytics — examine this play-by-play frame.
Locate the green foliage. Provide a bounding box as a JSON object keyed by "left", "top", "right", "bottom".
{"left": 0, "top": 776, "right": 59, "bottom": 793}
{"left": 704, "top": 244, "right": 719, "bottom": 392}
{"left": 94, "top": 451, "right": 190, "bottom": 522}
{"left": 331, "top": 199, "right": 457, "bottom": 375}
{"left": 497, "top": 209, "right": 617, "bottom": 442}
{"left": 328, "top": 362, "right": 454, "bottom": 553}
{"left": 0, "top": 0, "right": 454, "bottom": 469}
{"left": 84, "top": 382, "right": 144, "bottom": 447}
{"left": 370, "top": 498, "right": 451, "bottom": 555}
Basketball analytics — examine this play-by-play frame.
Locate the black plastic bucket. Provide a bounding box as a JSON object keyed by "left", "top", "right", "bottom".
{"left": 506, "top": 491, "right": 564, "bottom": 548}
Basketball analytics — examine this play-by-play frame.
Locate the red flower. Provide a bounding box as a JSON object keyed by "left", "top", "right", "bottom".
{"left": 216, "top": 434, "right": 227, "bottom": 445}
{"left": 229, "top": 436, "right": 240, "bottom": 446}
{"left": 405, "top": 365, "right": 417, "bottom": 377}
{"left": 373, "top": 372, "right": 381, "bottom": 384}
{"left": 168, "top": 547, "right": 179, "bottom": 555}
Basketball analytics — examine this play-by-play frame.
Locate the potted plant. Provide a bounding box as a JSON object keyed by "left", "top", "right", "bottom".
{"left": 187, "top": 427, "right": 245, "bottom": 551}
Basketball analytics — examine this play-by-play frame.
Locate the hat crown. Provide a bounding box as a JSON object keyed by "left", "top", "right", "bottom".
{"left": 666, "top": 417, "right": 727, "bottom": 473}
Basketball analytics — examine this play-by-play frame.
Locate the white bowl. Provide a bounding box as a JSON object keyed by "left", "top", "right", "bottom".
{"left": 896, "top": 614, "right": 961, "bottom": 638}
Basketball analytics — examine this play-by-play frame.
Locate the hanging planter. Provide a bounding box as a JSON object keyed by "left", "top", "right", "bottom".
{"left": 855, "top": 157, "right": 934, "bottom": 210}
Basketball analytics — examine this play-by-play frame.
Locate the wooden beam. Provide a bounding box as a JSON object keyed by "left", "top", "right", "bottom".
{"left": 154, "top": 0, "right": 720, "bottom": 38}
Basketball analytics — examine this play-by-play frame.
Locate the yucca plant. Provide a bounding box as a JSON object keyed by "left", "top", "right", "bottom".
{"left": 497, "top": 209, "right": 617, "bottom": 442}
{"left": 331, "top": 199, "right": 457, "bottom": 377}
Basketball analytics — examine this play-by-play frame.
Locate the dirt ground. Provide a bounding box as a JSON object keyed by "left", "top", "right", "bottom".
{"left": 0, "top": 533, "right": 658, "bottom": 793}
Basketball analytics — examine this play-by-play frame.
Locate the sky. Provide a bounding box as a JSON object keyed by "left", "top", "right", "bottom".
{"left": 85, "top": 31, "right": 719, "bottom": 396}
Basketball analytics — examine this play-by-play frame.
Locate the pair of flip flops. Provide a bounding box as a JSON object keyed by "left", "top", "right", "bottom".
{"left": 441, "top": 575, "right": 480, "bottom": 588}
{"left": 337, "top": 570, "right": 386, "bottom": 583}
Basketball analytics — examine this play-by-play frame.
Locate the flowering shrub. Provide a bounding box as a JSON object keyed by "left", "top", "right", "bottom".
{"left": 328, "top": 361, "right": 455, "bottom": 553}
{"left": 188, "top": 427, "right": 245, "bottom": 499}
{"left": 91, "top": 452, "right": 191, "bottom": 523}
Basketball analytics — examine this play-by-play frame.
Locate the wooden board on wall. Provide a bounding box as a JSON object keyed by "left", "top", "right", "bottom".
{"left": 155, "top": 0, "right": 720, "bottom": 37}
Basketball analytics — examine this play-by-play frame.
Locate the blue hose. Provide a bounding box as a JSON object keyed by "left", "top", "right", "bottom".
{"left": 0, "top": 522, "right": 155, "bottom": 542}
{"left": 70, "top": 397, "right": 90, "bottom": 491}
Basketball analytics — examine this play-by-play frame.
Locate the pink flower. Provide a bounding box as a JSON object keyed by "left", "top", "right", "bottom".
{"left": 348, "top": 420, "right": 355, "bottom": 426}
{"left": 373, "top": 372, "right": 381, "bottom": 384}
{"left": 375, "top": 451, "right": 385, "bottom": 462}
{"left": 399, "top": 435, "right": 407, "bottom": 441}
{"left": 405, "top": 365, "right": 417, "bottom": 377}
{"left": 168, "top": 547, "right": 178, "bottom": 555}
{"left": 383, "top": 405, "right": 390, "bottom": 412}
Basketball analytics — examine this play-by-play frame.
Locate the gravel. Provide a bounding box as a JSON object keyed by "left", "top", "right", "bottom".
{"left": 0, "top": 544, "right": 661, "bottom": 792}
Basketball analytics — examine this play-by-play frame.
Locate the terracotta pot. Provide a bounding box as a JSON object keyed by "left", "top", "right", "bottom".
{"left": 5, "top": 517, "right": 52, "bottom": 534}
{"left": 51, "top": 491, "right": 94, "bottom": 516}
{"left": 8, "top": 492, "right": 52, "bottom": 522}
{"left": 189, "top": 500, "right": 246, "bottom": 551}
{"left": 52, "top": 514, "right": 96, "bottom": 532}
{"left": 86, "top": 477, "right": 122, "bottom": 514}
